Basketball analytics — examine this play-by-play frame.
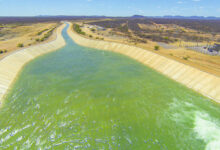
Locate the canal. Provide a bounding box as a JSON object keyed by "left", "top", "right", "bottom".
{"left": 0, "top": 24, "right": 219, "bottom": 150}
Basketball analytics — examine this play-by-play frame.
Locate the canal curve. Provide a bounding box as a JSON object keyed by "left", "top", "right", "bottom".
{"left": 0, "top": 23, "right": 220, "bottom": 150}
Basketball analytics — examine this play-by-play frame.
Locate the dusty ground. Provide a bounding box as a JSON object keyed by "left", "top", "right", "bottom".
{"left": 75, "top": 21, "right": 220, "bottom": 77}
{"left": 0, "top": 22, "right": 59, "bottom": 59}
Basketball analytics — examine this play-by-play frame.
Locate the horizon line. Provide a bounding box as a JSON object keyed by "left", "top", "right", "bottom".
{"left": 0, "top": 15, "right": 220, "bottom": 18}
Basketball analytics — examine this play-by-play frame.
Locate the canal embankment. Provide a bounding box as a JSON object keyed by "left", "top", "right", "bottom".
{"left": 0, "top": 23, "right": 66, "bottom": 107}
{"left": 67, "top": 23, "right": 220, "bottom": 103}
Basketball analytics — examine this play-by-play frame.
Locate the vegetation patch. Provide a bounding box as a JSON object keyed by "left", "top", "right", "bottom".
{"left": 39, "top": 27, "right": 56, "bottom": 42}
{"left": 36, "top": 29, "right": 49, "bottom": 36}
{"left": 0, "top": 49, "right": 7, "bottom": 54}
{"left": 73, "top": 24, "right": 86, "bottom": 35}
{"left": 17, "top": 43, "right": 24, "bottom": 47}
{"left": 183, "top": 56, "right": 190, "bottom": 60}
{"left": 89, "top": 19, "right": 220, "bottom": 44}
{"left": 154, "top": 45, "right": 160, "bottom": 50}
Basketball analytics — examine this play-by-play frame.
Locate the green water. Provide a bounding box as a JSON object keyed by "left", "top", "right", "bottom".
{"left": 0, "top": 24, "right": 220, "bottom": 150}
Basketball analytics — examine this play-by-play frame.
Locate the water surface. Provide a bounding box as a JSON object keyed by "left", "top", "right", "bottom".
{"left": 0, "top": 24, "right": 220, "bottom": 150}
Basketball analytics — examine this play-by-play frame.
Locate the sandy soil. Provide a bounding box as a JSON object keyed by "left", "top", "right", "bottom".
{"left": 0, "top": 22, "right": 59, "bottom": 59}
{"left": 78, "top": 22, "right": 220, "bottom": 77}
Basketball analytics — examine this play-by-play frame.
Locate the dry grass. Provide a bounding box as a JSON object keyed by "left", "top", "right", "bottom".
{"left": 0, "top": 22, "right": 59, "bottom": 59}
{"left": 78, "top": 21, "right": 220, "bottom": 77}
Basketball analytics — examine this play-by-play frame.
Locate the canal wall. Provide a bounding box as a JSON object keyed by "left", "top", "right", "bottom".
{"left": 0, "top": 23, "right": 66, "bottom": 107}
{"left": 67, "top": 23, "right": 220, "bottom": 103}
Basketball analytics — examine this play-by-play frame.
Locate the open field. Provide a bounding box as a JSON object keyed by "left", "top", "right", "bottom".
{"left": 0, "top": 22, "right": 60, "bottom": 59}
{"left": 74, "top": 19, "right": 220, "bottom": 77}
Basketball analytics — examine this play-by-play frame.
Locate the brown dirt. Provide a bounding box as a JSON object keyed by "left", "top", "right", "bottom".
{"left": 77, "top": 21, "right": 220, "bottom": 77}
{"left": 0, "top": 22, "right": 59, "bottom": 59}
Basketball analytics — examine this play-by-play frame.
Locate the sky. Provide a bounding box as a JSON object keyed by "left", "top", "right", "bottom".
{"left": 0, "top": 0, "right": 220, "bottom": 17}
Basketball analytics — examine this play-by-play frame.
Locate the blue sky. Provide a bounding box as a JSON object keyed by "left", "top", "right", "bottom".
{"left": 0, "top": 0, "right": 219, "bottom": 17}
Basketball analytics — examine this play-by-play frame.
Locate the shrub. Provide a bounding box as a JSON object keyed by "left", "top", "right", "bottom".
{"left": 4, "top": 49, "right": 7, "bottom": 53}
{"left": 73, "top": 24, "right": 86, "bottom": 35}
{"left": 37, "top": 29, "right": 49, "bottom": 36}
{"left": 35, "top": 38, "right": 40, "bottom": 42}
{"left": 42, "top": 28, "right": 54, "bottom": 40}
{"left": 118, "top": 24, "right": 129, "bottom": 33}
{"left": 17, "top": 43, "right": 24, "bottom": 47}
{"left": 96, "top": 37, "right": 99, "bottom": 39}
{"left": 183, "top": 56, "right": 190, "bottom": 60}
{"left": 89, "top": 35, "right": 93, "bottom": 38}
{"left": 0, "top": 50, "right": 3, "bottom": 54}
{"left": 90, "top": 28, "right": 96, "bottom": 32}
{"left": 154, "top": 45, "right": 160, "bottom": 50}
{"left": 164, "top": 37, "right": 169, "bottom": 40}
{"left": 40, "top": 38, "right": 45, "bottom": 42}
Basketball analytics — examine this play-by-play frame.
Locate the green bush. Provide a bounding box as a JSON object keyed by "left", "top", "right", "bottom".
{"left": 37, "top": 29, "right": 49, "bottom": 36}
{"left": 183, "top": 56, "right": 190, "bottom": 60}
{"left": 0, "top": 49, "right": 7, "bottom": 54}
{"left": 90, "top": 28, "right": 96, "bottom": 32}
{"left": 17, "top": 43, "right": 24, "bottom": 47}
{"left": 35, "top": 38, "right": 40, "bottom": 42}
{"left": 40, "top": 38, "right": 45, "bottom": 42}
{"left": 154, "top": 45, "right": 160, "bottom": 50}
{"left": 89, "top": 35, "right": 93, "bottom": 38}
{"left": 164, "top": 37, "right": 169, "bottom": 40}
{"left": 73, "top": 24, "right": 86, "bottom": 35}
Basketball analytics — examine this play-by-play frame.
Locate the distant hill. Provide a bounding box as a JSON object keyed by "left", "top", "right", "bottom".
{"left": 131, "top": 15, "right": 146, "bottom": 18}
{"left": 0, "top": 16, "right": 109, "bottom": 24}
{"left": 1, "top": 15, "right": 220, "bottom": 24}
{"left": 131, "top": 15, "right": 220, "bottom": 20}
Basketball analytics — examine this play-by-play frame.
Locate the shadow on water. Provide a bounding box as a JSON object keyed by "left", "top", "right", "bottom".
{"left": 0, "top": 23, "right": 220, "bottom": 150}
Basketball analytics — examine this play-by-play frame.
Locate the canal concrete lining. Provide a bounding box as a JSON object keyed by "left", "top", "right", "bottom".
{"left": 67, "top": 23, "right": 220, "bottom": 103}
{"left": 0, "top": 23, "right": 66, "bottom": 107}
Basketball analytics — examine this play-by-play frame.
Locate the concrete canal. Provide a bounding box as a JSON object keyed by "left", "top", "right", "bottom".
{"left": 0, "top": 24, "right": 220, "bottom": 150}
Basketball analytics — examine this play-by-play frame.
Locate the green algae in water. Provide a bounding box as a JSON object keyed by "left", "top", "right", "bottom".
{"left": 0, "top": 24, "right": 220, "bottom": 150}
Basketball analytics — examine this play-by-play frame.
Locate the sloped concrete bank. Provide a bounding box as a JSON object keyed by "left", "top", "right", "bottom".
{"left": 0, "top": 23, "right": 66, "bottom": 107}
{"left": 67, "top": 23, "right": 220, "bottom": 103}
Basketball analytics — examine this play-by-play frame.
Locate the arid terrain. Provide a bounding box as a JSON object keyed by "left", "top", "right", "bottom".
{"left": 0, "top": 22, "right": 60, "bottom": 59}
{"left": 72, "top": 18, "right": 220, "bottom": 77}
{"left": 1, "top": 17, "right": 220, "bottom": 76}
